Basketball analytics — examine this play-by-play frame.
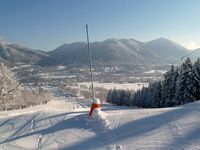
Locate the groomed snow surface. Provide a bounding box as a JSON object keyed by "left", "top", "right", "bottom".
{"left": 0, "top": 95, "right": 200, "bottom": 150}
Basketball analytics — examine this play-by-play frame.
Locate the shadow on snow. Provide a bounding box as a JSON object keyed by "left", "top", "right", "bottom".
{"left": 0, "top": 103, "right": 199, "bottom": 149}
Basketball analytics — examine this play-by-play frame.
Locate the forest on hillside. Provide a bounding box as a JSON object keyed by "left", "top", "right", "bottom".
{"left": 107, "top": 57, "right": 200, "bottom": 108}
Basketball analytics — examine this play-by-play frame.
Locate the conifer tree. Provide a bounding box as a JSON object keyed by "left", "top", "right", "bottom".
{"left": 191, "top": 58, "right": 200, "bottom": 100}
{"left": 106, "top": 90, "right": 112, "bottom": 102}
{"left": 124, "top": 90, "right": 132, "bottom": 106}
{"left": 154, "top": 81, "right": 163, "bottom": 107}
{"left": 175, "top": 57, "right": 193, "bottom": 104}
{"left": 107, "top": 57, "right": 200, "bottom": 108}
{"left": 161, "top": 65, "right": 179, "bottom": 107}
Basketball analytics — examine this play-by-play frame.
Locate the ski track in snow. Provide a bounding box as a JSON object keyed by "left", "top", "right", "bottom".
{"left": 169, "top": 112, "right": 183, "bottom": 136}
{"left": 112, "top": 111, "right": 123, "bottom": 130}
{"left": 37, "top": 134, "right": 43, "bottom": 149}
{"left": 35, "top": 111, "right": 69, "bottom": 150}
{"left": 133, "top": 147, "right": 200, "bottom": 150}
{"left": 0, "top": 89, "right": 200, "bottom": 150}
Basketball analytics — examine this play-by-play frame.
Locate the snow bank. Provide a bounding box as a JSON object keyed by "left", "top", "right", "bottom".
{"left": 87, "top": 109, "right": 111, "bottom": 133}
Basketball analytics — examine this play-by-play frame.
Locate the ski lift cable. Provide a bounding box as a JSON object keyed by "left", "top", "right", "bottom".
{"left": 170, "top": 49, "right": 200, "bottom": 65}
{"left": 143, "top": 48, "right": 200, "bottom": 82}
{"left": 154, "top": 48, "right": 200, "bottom": 83}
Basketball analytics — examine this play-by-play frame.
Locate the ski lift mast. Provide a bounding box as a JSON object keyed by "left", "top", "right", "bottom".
{"left": 86, "top": 24, "right": 95, "bottom": 99}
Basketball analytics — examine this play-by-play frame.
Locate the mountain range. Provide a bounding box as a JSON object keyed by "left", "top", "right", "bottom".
{"left": 0, "top": 41, "right": 48, "bottom": 65}
{"left": 1, "top": 38, "right": 200, "bottom": 67}
{"left": 40, "top": 38, "right": 191, "bottom": 67}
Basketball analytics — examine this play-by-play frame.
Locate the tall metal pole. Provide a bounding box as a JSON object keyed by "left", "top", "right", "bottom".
{"left": 86, "top": 24, "right": 95, "bottom": 99}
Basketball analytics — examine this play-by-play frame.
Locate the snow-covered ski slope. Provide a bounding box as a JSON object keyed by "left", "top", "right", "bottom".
{"left": 0, "top": 95, "right": 200, "bottom": 150}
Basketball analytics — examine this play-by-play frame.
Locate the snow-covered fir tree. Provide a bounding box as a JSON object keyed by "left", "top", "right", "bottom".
{"left": 153, "top": 81, "right": 163, "bottom": 107}
{"left": 161, "top": 65, "right": 179, "bottom": 107}
{"left": 107, "top": 57, "right": 200, "bottom": 108}
{"left": 124, "top": 90, "right": 132, "bottom": 106}
{"left": 191, "top": 58, "right": 200, "bottom": 100}
{"left": 175, "top": 57, "right": 193, "bottom": 105}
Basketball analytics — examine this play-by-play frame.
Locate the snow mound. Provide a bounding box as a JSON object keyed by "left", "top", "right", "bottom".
{"left": 87, "top": 109, "right": 111, "bottom": 133}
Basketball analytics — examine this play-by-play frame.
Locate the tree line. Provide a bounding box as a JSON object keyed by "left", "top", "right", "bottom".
{"left": 107, "top": 57, "right": 200, "bottom": 108}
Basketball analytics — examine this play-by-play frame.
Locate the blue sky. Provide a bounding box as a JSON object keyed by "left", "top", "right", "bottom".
{"left": 0, "top": 0, "right": 200, "bottom": 51}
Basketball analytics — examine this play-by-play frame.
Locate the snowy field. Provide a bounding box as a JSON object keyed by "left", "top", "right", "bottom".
{"left": 144, "top": 70, "right": 167, "bottom": 74}
{"left": 0, "top": 94, "right": 200, "bottom": 149}
{"left": 78, "top": 82, "right": 149, "bottom": 90}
